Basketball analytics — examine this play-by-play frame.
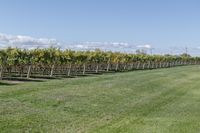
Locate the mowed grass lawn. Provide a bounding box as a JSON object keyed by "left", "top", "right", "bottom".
{"left": 1, "top": 66, "right": 200, "bottom": 133}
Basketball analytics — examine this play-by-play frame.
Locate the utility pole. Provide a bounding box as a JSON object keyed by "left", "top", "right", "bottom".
{"left": 150, "top": 48, "right": 154, "bottom": 55}
{"left": 185, "top": 47, "right": 188, "bottom": 55}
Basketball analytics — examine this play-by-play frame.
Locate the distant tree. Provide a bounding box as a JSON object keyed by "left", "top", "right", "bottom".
{"left": 135, "top": 49, "right": 147, "bottom": 55}
{"left": 180, "top": 53, "right": 191, "bottom": 57}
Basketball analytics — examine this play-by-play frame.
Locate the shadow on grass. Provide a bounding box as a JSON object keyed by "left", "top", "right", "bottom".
{"left": 58, "top": 73, "right": 105, "bottom": 79}
{"left": 0, "top": 81, "right": 17, "bottom": 86}
{"left": 3, "top": 77, "right": 45, "bottom": 82}
{"left": 30, "top": 75, "right": 59, "bottom": 80}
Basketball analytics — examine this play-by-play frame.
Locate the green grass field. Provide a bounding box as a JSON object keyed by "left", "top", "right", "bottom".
{"left": 1, "top": 66, "right": 200, "bottom": 133}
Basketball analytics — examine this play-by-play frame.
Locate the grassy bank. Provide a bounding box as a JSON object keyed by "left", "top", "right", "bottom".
{"left": 1, "top": 66, "right": 200, "bottom": 133}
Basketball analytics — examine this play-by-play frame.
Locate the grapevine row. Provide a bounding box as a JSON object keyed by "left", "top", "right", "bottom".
{"left": 0, "top": 47, "right": 199, "bottom": 79}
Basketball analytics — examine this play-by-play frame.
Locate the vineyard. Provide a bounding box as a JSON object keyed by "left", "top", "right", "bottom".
{"left": 0, "top": 47, "right": 199, "bottom": 79}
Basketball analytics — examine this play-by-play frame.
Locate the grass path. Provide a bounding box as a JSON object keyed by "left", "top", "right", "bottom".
{"left": 1, "top": 66, "right": 200, "bottom": 133}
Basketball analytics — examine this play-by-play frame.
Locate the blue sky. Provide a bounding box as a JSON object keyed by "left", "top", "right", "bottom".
{"left": 0, "top": 0, "right": 200, "bottom": 55}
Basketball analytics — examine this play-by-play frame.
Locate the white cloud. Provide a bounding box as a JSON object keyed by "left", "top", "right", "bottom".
{"left": 136, "top": 44, "right": 152, "bottom": 49}
{"left": 0, "top": 33, "right": 60, "bottom": 49}
{"left": 63, "top": 42, "right": 136, "bottom": 53}
{"left": 0, "top": 33, "right": 136, "bottom": 52}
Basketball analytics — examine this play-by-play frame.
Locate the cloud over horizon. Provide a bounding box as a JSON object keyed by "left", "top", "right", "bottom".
{"left": 136, "top": 44, "right": 152, "bottom": 49}
{"left": 64, "top": 42, "right": 137, "bottom": 52}
{"left": 1, "top": 33, "right": 200, "bottom": 56}
{"left": 0, "top": 33, "right": 141, "bottom": 52}
{"left": 0, "top": 33, "right": 60, "bottom": 49}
